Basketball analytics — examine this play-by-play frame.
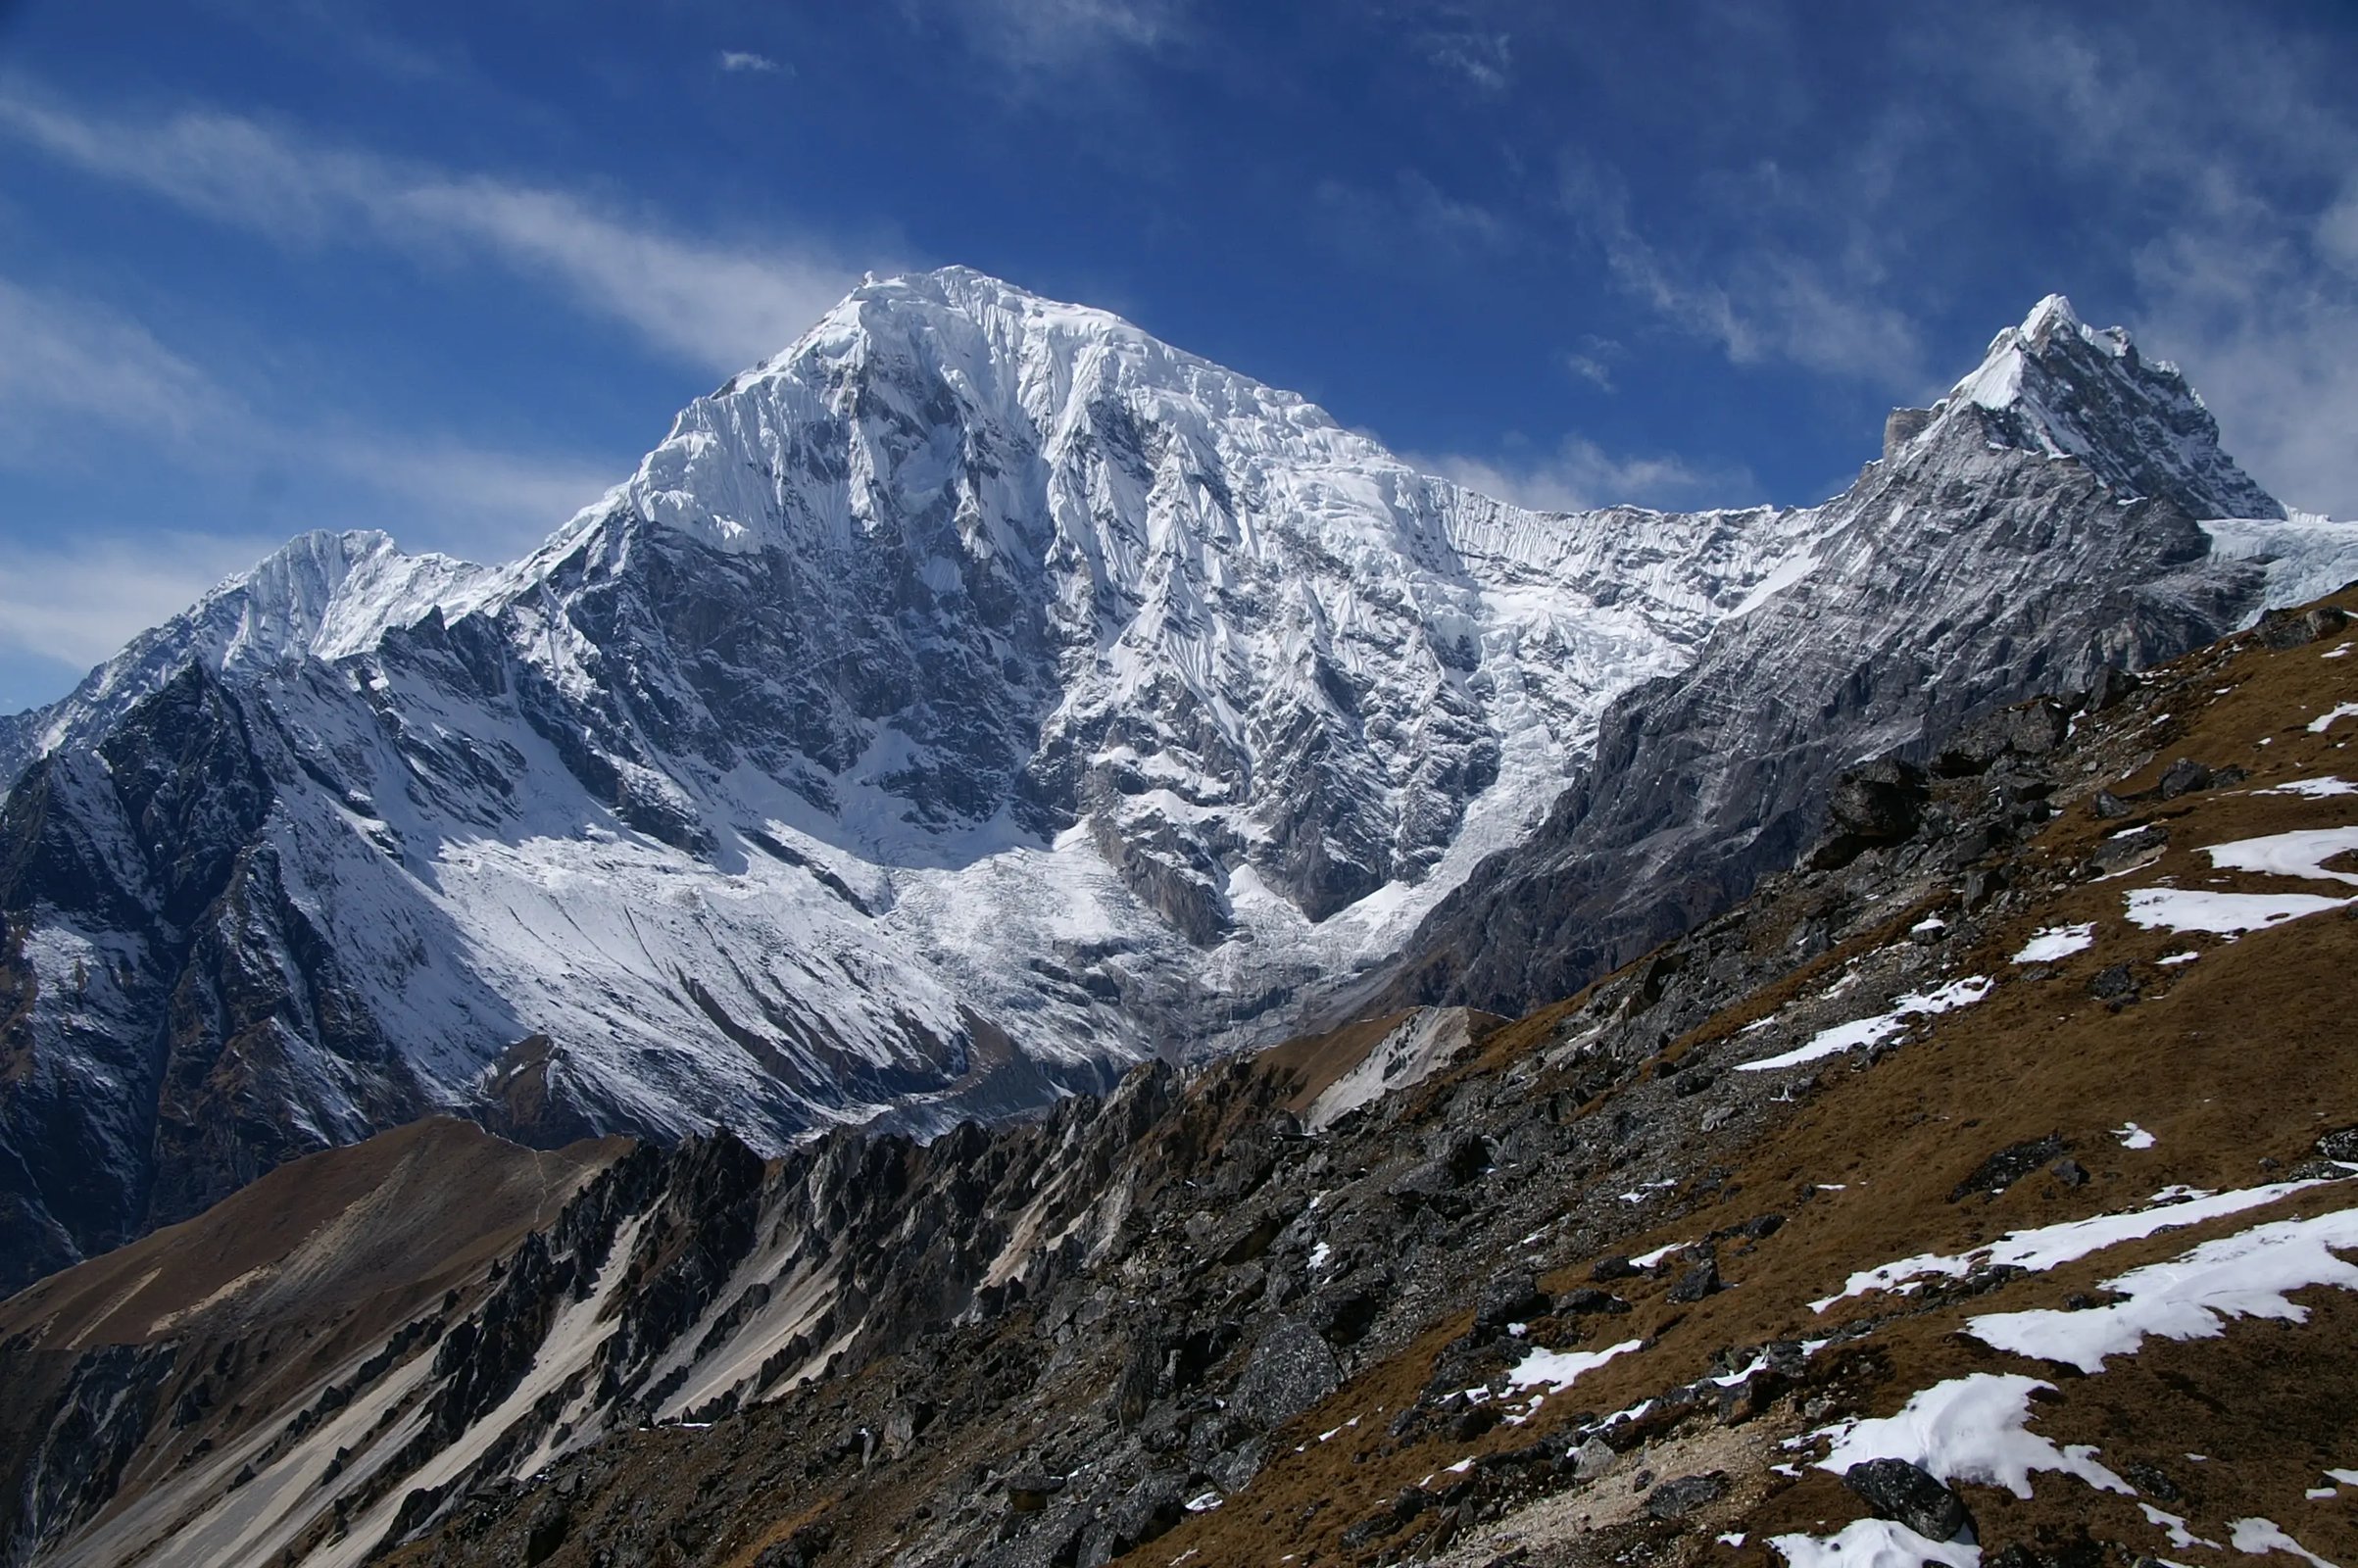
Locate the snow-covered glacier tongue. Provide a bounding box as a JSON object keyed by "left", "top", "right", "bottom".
{"left": 1, "top": 272, "right": 2350, "bottom": 1292}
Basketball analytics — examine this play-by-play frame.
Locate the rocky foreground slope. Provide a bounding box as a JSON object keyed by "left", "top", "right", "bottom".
{"left": 5, "top": 273, "right": 2354, "bottom": 1298}
{"left": 4, "top": 586, "right": 2353, "bottom": 1568}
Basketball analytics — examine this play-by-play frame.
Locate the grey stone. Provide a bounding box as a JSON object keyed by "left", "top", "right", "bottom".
{"left": 1667, "top": 1259, "right": 1721, "bottom": 1302}
{"left": 2255, "top": 605, "right": 2349, "bottom": 650}
{"left": 1474, "top": 1271, "right": 1549, "bottom": 1332}
{"left": 1227, "top": 1317, "right": 1339, "bottom": 1431}
{"left": 1646, "top": 1470, "right": 1730, "bottom": 1520}
{"left": 1841, "top": 1457, "right": 1973, "bottom": 1542}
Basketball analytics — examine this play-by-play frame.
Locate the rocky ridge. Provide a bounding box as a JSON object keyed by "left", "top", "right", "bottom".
{"left": 4, "top": 583, "right": 2354, "bottom": 1568}
{"left": 4, "top": 275, "right": 2351, "bottom": 1297}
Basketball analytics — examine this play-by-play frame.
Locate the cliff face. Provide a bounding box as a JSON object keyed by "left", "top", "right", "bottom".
{"left": 0, "top": 275, "right": 2342, "bottom": 1298}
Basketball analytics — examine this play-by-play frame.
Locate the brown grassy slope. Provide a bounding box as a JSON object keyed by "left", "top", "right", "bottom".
{"left": 0, "top": 1117, "right": 624, "bottom": 1544}
{"left": 1147, "top": 589, "right": 2358, "bottom": 1568}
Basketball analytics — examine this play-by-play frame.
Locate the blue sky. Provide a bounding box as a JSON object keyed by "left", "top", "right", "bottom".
{"left": 3, "top": 0, "right": 2356, "bottom": 713}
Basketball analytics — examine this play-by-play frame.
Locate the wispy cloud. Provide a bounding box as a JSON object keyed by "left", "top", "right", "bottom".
{"left": 1565, "top": 337, "right": 1622, "bottom": 391}
{"left": 1414, "top": 25, "right": 1512, "bottom": 96}
{"left": 1313, "top": 171, "right": 1517, "bottom": 268}
{"left": 0, "top": 276, "right": 217, "bottom": 448}
{"left": 717, "top": 50, "right": 783, "bottom": 74}
{"left": 0, "top": 530, "right": 290, "bottom": 674}
{"left": 1409, "top": 434, "right": 1756, "bottom": 514}
{"left": 920, "top": 0, "right": 1184, "bottom": 74}
{"left": 1558, "top": 152, "right": 1928, "bottom": 395}
{"left": 0, "top": 274, "right": 614, "bottom": 678}
{"left": 0, "top": 90, "right": 871, "bottom": 375}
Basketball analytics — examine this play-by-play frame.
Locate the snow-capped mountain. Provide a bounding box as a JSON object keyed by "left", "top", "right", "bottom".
{"left": 0, "top": 272, "right": 2347, "bottom": 1292}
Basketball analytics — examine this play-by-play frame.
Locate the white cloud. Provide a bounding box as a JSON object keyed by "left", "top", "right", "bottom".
{"left": 717, "top": 50, "right": 783, "bottom": 74}
{"left": 0, "top": 274, "right": 616, "bottom": 681}
{"left": 928, "top": 0, "right": 1183, "bottom": 73}
{"left": 1563, "top": 343, "right": 1616, "bottom": 392}
{"left": 1557, "top": 153, "right": 1928, "bottom": 395}
{"left": 1408, "top": 433, "right": 1756, "bottom": 514}
{"left": 1414, "top": 26, "right": 1512, "bottom": 95}
{"left": 0, "top": 276, "right": 217, "bottom": 446}
{"left": 0, "top": 530, "right": 287, "bottom": 671}
{"left": 0, "top": 91, "right": 871, "bottom": 375}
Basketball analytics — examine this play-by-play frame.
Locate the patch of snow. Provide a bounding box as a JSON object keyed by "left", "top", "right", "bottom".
{"left": 1631, "top": 1241, "right": 1689, "bottom": 1268}
{"left": 2157, "top": 952, "right": 2201, "bottom": 965}
{"left": 2256, "top": 777, "right": 2355, "bottom": 798}
{"left": 2013, "top": 924, "right": 2096, "bottom": 963}
{"left": 1814, "top": 1180, "right": 2329, "bottom": 1311}
{"left": 2143, "top": 1506, "right": 2224, "bottom": 1550}
{"left": 1507, "top": 1338, "right": 1643, "bottom": 1393}
{"left": 1814, "top": 1372, "right": 2131, "bottom": 1499}
{"left": 2116, "top": 1122, "right": 2157, "bottom": 1150}
{"left": 1184, "top": 1491, "right": 1222, "bottom": 1513}
{"left": 2203, "top": 826, "right": 2358, "bottom": 886}
{"left": 2229, "top": 1518, "right": 2342, "bottom": 1568}
{"left": 1966, "top": 1202, "right": 2358, "bottom": 1372}
{"left": 1733, "top": 548, "right": 1823, "bottom": 615}
{"left": 1738, "top": 977, "right": 1991, "bottom": 1072}
{"left": 1768, "top": 1517, "right": 1981, "bottom": 1568}
{"left": 2127, "top": 887, "right": 2354, "bottom": 934}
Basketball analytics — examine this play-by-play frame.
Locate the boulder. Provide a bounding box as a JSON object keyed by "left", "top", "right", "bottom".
{"left": 1951, "top": 1134, "right": 2068, "bottom": 1202}
{"left": 1936, "top": 701, "right": 2070, "bottom": 777}
{"left": 2157, "top": 759, "right": 2213, "bottom": 799}
{"left": 1474, "top": 1271, "right": 1550, "bottom": 1332}
{"left": 1228, "top": 1317, "right": 1340, "bottom": 1430}
{"left": 1811, "top": 759, "right": 1932, "bottom": 869}
{"left": 2255, "top": 605, "right": 2350, "bottom": 650}
{"left": 2080, "top": 663, "right": 2137, "bottom": 712}
{"left": 1841, "top": 1457, "right": 1973, "bottom": 1542}
{"left": 1667, "top": 1259, "right": 1721, "bottom": 1302}
{"left": 1646, "top": 1470, "right": 1730, "bottom": 1520}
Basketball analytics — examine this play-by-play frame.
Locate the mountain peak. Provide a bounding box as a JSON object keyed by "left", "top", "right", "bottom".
{"left": 1910, "top": 295, "right": 2284, "bottom": 520}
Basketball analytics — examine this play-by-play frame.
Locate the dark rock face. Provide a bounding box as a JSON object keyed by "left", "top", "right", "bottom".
{"left": 0, "top": 666, "right": 434, "bottom": 1295}
{"left": 1842, "top": 1457, "right": 1974, "bottom": 1542}
{"left": 0, "top": 1341, "right": 176, "bottom": 1565}
{"left": 1385, "top": 398, "right": 2266, "bottom": 1021}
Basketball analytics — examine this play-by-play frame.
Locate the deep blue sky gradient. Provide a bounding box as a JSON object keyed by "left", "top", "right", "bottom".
{"left": 3, "top": 0, "right": 2355, "bottom": 710}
